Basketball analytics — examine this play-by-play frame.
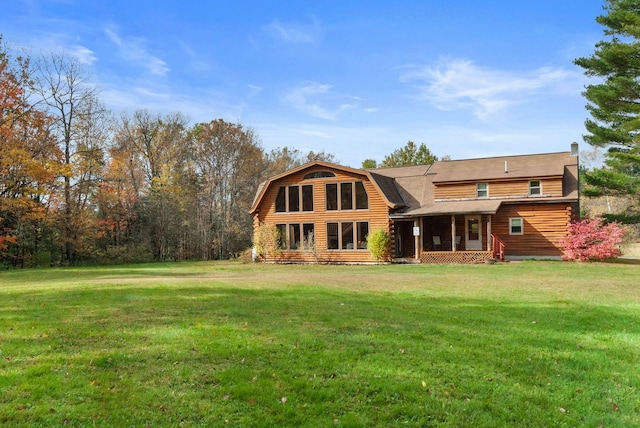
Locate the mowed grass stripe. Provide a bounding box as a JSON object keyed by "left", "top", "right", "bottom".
{"left": 0, "top": 261, "right": 639, "bottom": 427}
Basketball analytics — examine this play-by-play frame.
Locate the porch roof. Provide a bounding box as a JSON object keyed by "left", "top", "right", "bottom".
{"left": 393, "top": 199, "right": 503, "bottom": 217}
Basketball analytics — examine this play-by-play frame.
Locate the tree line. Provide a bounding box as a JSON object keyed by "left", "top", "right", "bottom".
{"left": 0, "top": 40, "right": 334, "bottom": 267}
{"left": 4, "top": 0, "right": 640, "bottom": 267}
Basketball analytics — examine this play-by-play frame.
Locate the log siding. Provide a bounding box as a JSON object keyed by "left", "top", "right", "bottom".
{"left": 254, "top": 166, "right": 391, "bottom": 263}
{"left": 492, "top": 203, "right": 573, "bottom": 257}
{"left": 434, "top": 177, "right": 564, "bottom": 200}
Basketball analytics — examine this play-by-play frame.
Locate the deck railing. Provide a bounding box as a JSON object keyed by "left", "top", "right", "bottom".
{"left": 491, "top": 234, "right": 506, "bottom": 261}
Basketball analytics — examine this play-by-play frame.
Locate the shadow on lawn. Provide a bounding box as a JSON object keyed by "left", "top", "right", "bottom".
{"left": 5, "top": 285, "right": 638, "bottom": 361}
{"left": 2, "top": 285, "right": 639, "bottom": 427}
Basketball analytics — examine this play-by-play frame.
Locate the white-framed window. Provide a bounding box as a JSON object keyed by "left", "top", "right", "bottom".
{"left": 476, "top": 183, "right": 488, "bottom": 198}
{"left": 509, "top": 217, "right": 524, "bottom": 235}
{"left": 529, "top": 180, "right": 541, "bottom": 196}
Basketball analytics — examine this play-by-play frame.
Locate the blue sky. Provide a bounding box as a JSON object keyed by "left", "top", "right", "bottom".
{"left": 2, "top": 0, "right": 605, "bottom": 167}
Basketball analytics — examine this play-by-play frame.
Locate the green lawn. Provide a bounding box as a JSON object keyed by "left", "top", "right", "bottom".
{"left": 0, "top": 261, "right": 639, "bottom": 427}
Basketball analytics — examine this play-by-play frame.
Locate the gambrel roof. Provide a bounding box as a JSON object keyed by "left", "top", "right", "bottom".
{"left": 249, "top": 161, "right": 406, "bottom": 215}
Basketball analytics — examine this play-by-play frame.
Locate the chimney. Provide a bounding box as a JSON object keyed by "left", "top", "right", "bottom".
{"left": 571, "top": 142, "right": 579, "bottom": 156}
{"left": 504, "top": 160, "right": 508, "bottom": 173}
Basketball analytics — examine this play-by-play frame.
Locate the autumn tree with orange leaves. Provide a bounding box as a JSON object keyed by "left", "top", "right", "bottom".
{"left": 0, "top": 35, "right": 336, "bottom": 266}
{"left": 0, "top": 40, "right": 63, "bottom": 266}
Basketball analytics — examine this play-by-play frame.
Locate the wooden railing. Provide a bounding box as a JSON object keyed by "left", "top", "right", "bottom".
{"left": 491, "top": 234, "right": 506, "bottom": 261}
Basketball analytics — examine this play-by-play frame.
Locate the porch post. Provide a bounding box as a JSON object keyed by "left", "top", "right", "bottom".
{"left": 487, "top": 215, "right": 492, "bottom": 252}
{"left": 451, "top": 215, "right": 456, "bottom": 252}
{"left": 414, "top": 218, "right": 420, "bottom": 259}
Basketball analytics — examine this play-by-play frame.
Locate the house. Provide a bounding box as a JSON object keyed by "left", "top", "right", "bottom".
{"left": 249, "top": 144, "right": 579, "bottom": 263}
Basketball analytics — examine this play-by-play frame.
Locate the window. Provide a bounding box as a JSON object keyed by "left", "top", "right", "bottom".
{"left": 302, "top": 223, "right": 315, "bottom": 249}
{"left": 529, "top": 180, "right": 541, "bottom": 196}
{"left": 289, "top": 224, "right": 301, "bottom": 249}
{"left": 327, "top": 222, "right": 339, "bottom": 249}
{"left": 288, "top": 185, "right": 300, "bottom": 212}
{"left": 277, "top": 223, "right": 315, "bottom": 250}
{"left": 476, "top": 183, "right": 488, "bottom": 198}
{"left": 509, "top": 218, "right": 524, "bottom": 235}
{"left": 304, "top": 171, "right": 336, "bottom": 180}
{"left": 340, "top": 183, "right": 353, "bottom": 210}
{"left": 341, "top": 222, "right": 354, "bottom": 249}
{"left": 275, "top": 185, "right": 313, "bottom": 212}
{"left": 275, "top": 187, "right": 286, "bottom": 212}
{"left": 326, "top": 183, "right": 338, "bottom": 211}
{"left": 355, "top": 181, "right": 368, "bottom": 210}
{"left": 357, "top": 222, "right": 369, "bottom": 249}
{"left": 326, "top": 181, "right": 369, "bottom": 211}
{"left": 276, "top": 224, "right": 286, "bottom": 249}
{"left": 302, "top": 185, "right": 313, "bottom": 211}
{"left": 327, "top": 221, "right": 369, "bottom": 250}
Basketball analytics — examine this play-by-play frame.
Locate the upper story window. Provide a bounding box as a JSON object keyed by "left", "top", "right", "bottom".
{"left": 275, "top": 184, "right": 313, "bottom": 212}
{"left": 304, "top": 171, "right": 336, "bottom": 180}
{"left": 326, "top": 183, "right": 338, "bottom": 210}
{"left": 326, "top": 181, "right": 368, "bottom": 211}
{"left": 288, "top": 185, "right": 300, "bottom": 211}
{"left": 529, "top": 180, "right": 541, "bottom": 196}
{"left": 302, "top": 185, "right": 313, "bottom": 211}
{"left": 476, "top": 183, "right": 488, "bottom": 198}
{"left": 340, "top": 183, "right": 353, "bottom": 210}
{"left": 355, "top": 181, "right": 368, "bottom": 209}
{"left": 275, "top": 187, "right": 286, "bottom": 212}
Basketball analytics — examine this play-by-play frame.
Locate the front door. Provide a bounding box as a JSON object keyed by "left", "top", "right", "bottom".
{"left": 465, "top": 215, "right": 482, "bottom": 250}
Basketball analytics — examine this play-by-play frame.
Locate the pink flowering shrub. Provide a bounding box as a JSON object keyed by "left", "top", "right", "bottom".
{"left": 561, "top": 218, "right": 629, "bottom": 261}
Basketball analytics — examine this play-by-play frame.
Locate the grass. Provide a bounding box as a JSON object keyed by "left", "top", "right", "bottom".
{"left": 0, "top": 261, "right": 639, "bottom": 427}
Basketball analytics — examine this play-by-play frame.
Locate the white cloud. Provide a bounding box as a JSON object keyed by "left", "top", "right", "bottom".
{"left": 264, "top": 18, "right": 321, "bottom": 44}
{"left": 104, "top": 28, "right": 122, "bottom": 46}
{"left": 69, "top": 45, "right": 97, "bottom": 65}
{"left": 247, "top": 84, "right": 263, "bottom": 97}
{"left": 104, "top": 27, "right": 169, "bottom": 76}
{"left": 401, "top": 58, "right": 575, "bottom": 120}
{"left": 283, "top": 82, "right": 358, "bottom": 120}
{"left": 177, "top": 40, "right": 213, "bottom": 73}
{"left": 100, "top": 82, "right": 246, "bottom": 125}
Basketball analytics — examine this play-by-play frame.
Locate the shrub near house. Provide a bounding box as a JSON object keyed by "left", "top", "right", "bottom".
{"left": 561, "top": 218, "right": 629, "bottom": 261}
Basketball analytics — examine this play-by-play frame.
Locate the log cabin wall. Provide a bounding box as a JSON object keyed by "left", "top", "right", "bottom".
{"left": 434, "top": 177, "right": 564, "bottom": 200}
{"left": 254, "top": 166, "right": 391, "bottom": 263}
{"left": 492, "top": 203, "right": 573, "bottom": 257}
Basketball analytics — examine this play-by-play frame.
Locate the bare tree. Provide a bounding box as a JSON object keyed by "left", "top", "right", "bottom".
{"left": 111, "top": 110, "right": 189, "bottom": 260}
{"left": 189, "top": 119, "right": 265, "bottom": 259}
{"left": 265, "top": 146, "right": 336, "bottom": 177}
{"left": 115, "top": 110, "right": 188, "bottom": 188}
{"left": 33, "top": 53, "right": 108, "bottom": 264}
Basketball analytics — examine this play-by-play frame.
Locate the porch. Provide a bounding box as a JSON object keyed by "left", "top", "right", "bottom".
{"left": 392, "top": 213, "right": 506, "bottom": 264}
{"left": 420, "top": 250, "right": 494, "bottom": 264}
